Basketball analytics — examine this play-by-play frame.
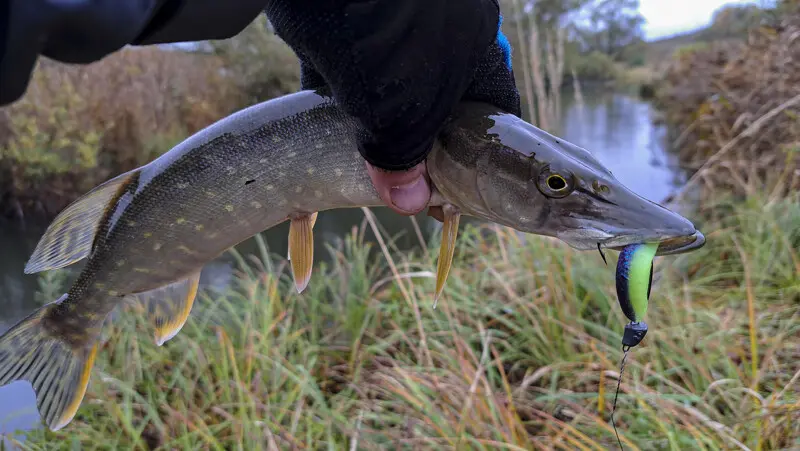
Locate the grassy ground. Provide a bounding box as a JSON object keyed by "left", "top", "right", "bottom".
{"left": 4, "top": 188, "right": 798, "bottom": 450}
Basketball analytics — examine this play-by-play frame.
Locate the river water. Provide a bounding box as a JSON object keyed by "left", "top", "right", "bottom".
{"left": 0, "top": 88, "right": 685, "bottom": 437}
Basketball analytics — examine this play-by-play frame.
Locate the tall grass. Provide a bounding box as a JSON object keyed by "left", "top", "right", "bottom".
{"left": 5, "top": 188, "right": 798, "bottom": 450}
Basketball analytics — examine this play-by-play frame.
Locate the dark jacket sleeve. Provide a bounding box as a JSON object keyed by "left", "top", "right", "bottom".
{"left": 265, "top": 0, "right": 521, "bottom": 172}
{"left": 0, "top": 0, "right": 266, "bottom": 105}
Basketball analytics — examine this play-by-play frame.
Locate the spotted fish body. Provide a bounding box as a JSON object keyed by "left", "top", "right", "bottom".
{"left": 54, "top": 93, "right": 382, "bottom": 326}
{"left": 0, "top": 89, "right": 705, "bottom": 432}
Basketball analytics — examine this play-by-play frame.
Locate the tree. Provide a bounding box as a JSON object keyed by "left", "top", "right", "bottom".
{"left": 573, "top": 0, "right": 645, "bottom": 61}
{"left": 705, "top": 3, "right": 768, "bottom": 39}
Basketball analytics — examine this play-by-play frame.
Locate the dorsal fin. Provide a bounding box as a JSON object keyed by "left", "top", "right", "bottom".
{"left": 24, "top": 170, "right": 138, "bottom": 274}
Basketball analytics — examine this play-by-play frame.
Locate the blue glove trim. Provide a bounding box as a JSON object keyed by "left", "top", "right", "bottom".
{"left": 496, "top": 14, "right": 512, "bottom": 71}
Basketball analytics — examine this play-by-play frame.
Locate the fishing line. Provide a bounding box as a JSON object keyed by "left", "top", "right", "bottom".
{"left": 611, "top": 321, "right": 647, "bottom": 451}
{"left": 610, "top": 243, "right": 656, "bottom": 449}
{"left": 611, "top": 344, "right": 631, "bottom": 451}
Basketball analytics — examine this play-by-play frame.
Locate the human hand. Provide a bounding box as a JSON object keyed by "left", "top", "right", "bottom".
{"left": 364, "top": 160, "right": 445, "bottom": 221}
{"left": 365, "top": 161, "right": 430, "bottom": 215}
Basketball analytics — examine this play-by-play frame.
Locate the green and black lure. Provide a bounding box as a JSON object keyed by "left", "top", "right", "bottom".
{"left": 615, "top": 242, "right": 658, "bottom": 347}
{"left": 610, "top": 242, "right": 659, "bottom": 450}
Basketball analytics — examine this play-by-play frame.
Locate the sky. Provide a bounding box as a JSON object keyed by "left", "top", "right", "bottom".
{"left": 639, "top": 0, "right": 759, "bottom": 40}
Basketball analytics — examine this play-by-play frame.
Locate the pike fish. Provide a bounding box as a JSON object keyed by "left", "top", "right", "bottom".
{"left": 0, "top": 89, "right": 704, "bottom": 431}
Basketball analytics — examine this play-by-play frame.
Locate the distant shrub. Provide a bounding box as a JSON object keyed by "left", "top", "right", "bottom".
{"left": 617, "top": 65, "right": 657, "bottom": 93}
{"left": 209, "top": 18, "right": 301, "bottom": 105}
{"left": 570, "top": 51, "right": 619, "bottom": 81}
{"left": 0, "top": 47, "right": 242, "bottom": 219}
{"left": 1, "top": 78, "right": 103, "bottom": 180}
{"left": 619, "top": 40, "right": 648, "bottom": 67}
{"left": 672, "top": 42, "right": 712, "bottom": 60}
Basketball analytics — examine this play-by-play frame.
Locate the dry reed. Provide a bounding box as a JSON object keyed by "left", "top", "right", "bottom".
{"left": 0, "top": 47, "right": 240, "bottom": 219}
{"left": 658, "top": 6, "right": 800, "bottom": 204}
{"left": 508, "top": 0, "right": 567, "bottom": 131}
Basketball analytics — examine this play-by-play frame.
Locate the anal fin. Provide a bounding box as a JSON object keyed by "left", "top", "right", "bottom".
{"left": 288, "top": 212, "right": 317, "bottom": 293}
{"left": 434, "top": 205, "right": 461, "bottom": 307}
{"left": 132, "top": 272, "right": 202, "bottom": 346}
{"left": 25, "top": 170, "right": 138, "bottom": 274}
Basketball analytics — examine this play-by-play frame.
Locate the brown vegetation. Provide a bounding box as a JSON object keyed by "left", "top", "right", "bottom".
{"left": 656, "top": 6, "right": 800, "bottom": 204}
{"left": 0, "top": 18, "right": 300, "bottom": 222}
{"left": 0, "top": 48, "right": 237, "bottom": 219}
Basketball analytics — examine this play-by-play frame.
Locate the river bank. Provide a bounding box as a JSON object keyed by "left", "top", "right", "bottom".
{"left": 4, "top": 183, "right": 797, "bottom": 450}
{"left": 654, "top": 4, "right": 800, "bottom": 204}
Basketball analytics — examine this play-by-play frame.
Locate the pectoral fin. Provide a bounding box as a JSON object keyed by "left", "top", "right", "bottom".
{"left": 132, "top": 272, "right": 202, "bottom": 346}
{"left": 288, "top": 212, "right": 317, "bottom": 294}
{"left": 434, "top": 205, "right": 461, "bottom": 307}
{"left": 25, "top": 170, "right": 138, "bottom": 274}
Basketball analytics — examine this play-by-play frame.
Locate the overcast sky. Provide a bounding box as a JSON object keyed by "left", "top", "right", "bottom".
{"left": 639, "top": 0, "right": 759, "bottom": 40}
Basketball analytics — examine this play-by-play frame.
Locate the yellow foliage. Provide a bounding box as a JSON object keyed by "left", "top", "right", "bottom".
{"left": 0, "top": 17, "right": 308, "bottom": 219}
{"left": 0, "top": 47, "right": 247, "bottom": 218}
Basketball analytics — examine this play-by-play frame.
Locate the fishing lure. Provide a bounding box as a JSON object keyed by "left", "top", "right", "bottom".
{"left": 615, "top": 242, "right": 658, "bottom": 348}
{"left": 611, "top": 242, "right": 659, "bottom": 450}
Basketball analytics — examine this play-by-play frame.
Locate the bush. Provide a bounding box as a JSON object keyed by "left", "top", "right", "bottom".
{"left": 656, "top": 5, "right": 800, "bottom": 202}
{"left": 209, "top": 18, "right": 301, "bottom": 105}
{"left": 0, "top": 17, "right": 303, "bottom": 221}
{"left": 569, "top": 51, "right": 619, "bottom": 81}
{"left": 671, "top": 41, "right": 713, "bottom": 60}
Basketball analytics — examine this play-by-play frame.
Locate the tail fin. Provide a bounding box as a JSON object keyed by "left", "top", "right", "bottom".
{"left": 0, "top": 300, "right": 99, "bottom": 431}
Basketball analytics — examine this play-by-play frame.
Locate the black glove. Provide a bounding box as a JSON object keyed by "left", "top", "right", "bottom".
{"left": 0, "top": 0, "right": 266, "bottom": 106}
{"left": 265, "top": 0, "right": 521, "bottom": 172}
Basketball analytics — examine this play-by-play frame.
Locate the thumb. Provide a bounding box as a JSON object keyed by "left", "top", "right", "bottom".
{"left": 365, "top": 161, "right": 431, "bottom": 216}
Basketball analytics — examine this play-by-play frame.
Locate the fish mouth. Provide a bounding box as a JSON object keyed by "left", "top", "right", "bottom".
{"left": 560, "top": 218, "right": 706, "bottom": 257}
{"left": 607, "top": 230, "right": 706, "bottom": 256}
{"left": 655, "top": 230, "right": 706, "bottom": 255}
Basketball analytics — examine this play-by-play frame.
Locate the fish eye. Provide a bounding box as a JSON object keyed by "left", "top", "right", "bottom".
{"left": 546, "top": 174, "right": 567, "bottom": 191}
{"left": 536, "top": 166, "right": 574, "bottom": 198}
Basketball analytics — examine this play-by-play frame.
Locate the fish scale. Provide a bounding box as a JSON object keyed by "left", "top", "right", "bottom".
{"left": 0, "top": 89, "right": 704, "bottom": 432}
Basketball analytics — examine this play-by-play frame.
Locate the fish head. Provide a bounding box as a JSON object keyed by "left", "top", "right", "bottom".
{"left": 429, "top": 103, "right": 705, "bottom": 256}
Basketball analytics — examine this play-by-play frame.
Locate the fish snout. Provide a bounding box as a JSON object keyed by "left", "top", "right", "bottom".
{"left": 556, "top": 181, "right": 705, "bottom": 255}
{"left": 598, "top": 188, "right": 705, "bottom": 255}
